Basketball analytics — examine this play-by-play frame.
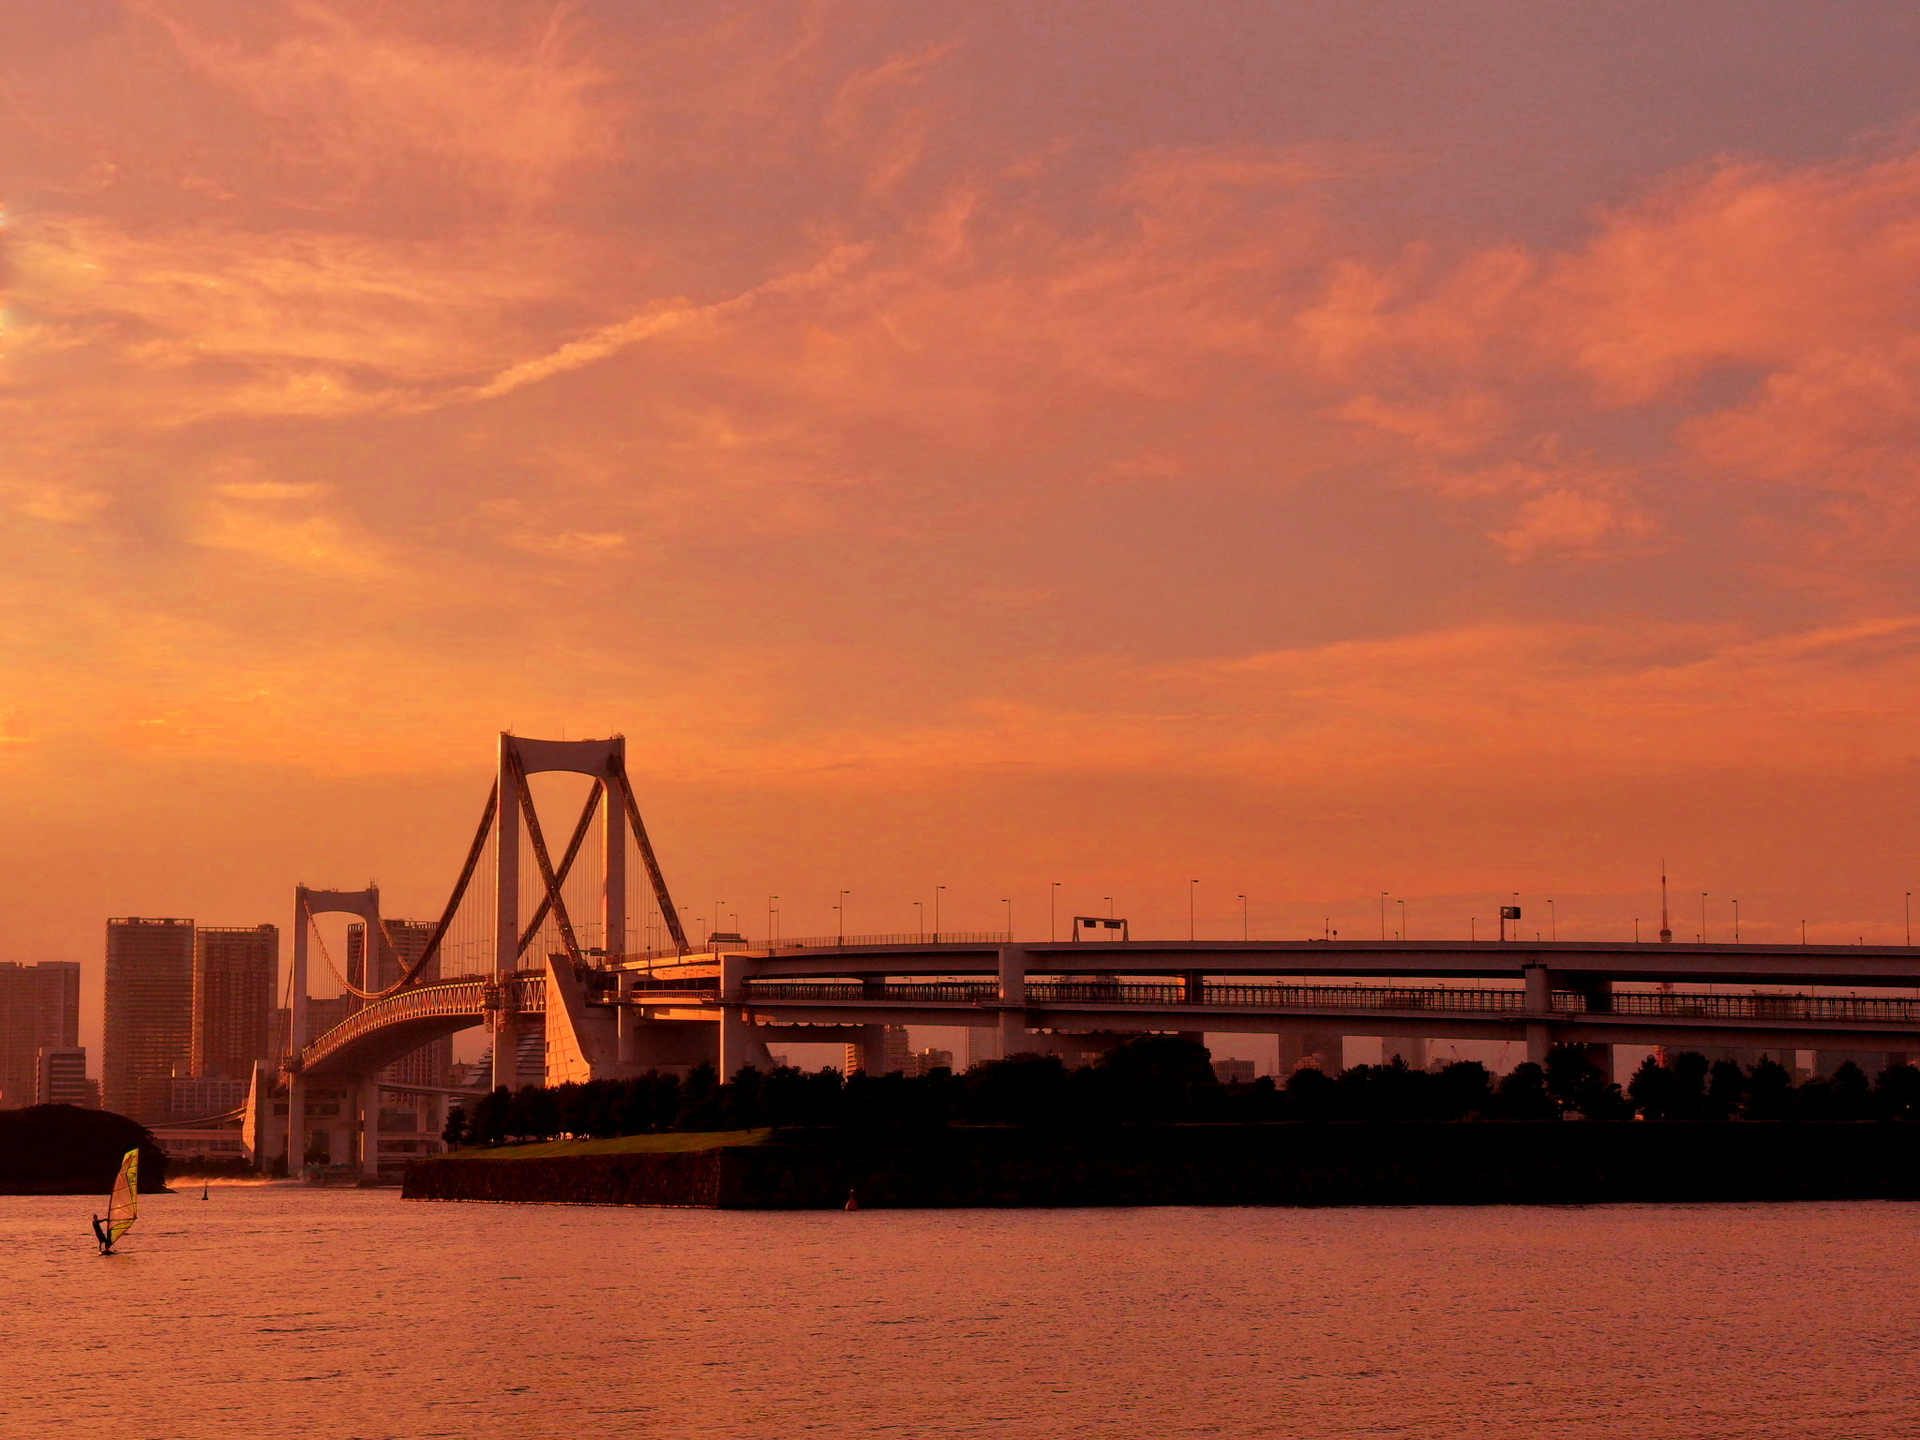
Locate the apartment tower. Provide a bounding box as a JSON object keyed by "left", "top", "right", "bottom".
{"left": 103, "top": 917, "right": 195, "bottom": 1118}
{"left": 0, "top": 961, "right": 82, "bottom": 1107}
{"left": 191, "top": 924, "right": 279, "bottom": 1079}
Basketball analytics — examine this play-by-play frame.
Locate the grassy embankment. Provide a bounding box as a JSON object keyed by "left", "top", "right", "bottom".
{"left": 438, "top": 1129, "right": 772, "bottom": 1160}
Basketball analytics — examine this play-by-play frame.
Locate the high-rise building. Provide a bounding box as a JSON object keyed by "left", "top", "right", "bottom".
{"left": 0, "top": 961, "right": 81, "bottom": 1108}
{"left": 104, "top": 917, "right": 195, "bottom": 1119}
{"left": 347, "top": 920, "right": 450, "bottom": 1088}
{"left": 192, "top": 924, "right": 278, "bottom": 1079}
{"left": 36, "top": 1046, "right": 97, "bottom": 1107}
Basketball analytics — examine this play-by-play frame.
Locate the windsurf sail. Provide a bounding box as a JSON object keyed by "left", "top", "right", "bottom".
{"left": 103, "top": 1148, "right": 139, "bottom": 1248}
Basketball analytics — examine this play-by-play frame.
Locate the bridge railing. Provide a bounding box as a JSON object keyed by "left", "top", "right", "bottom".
{"left": 738, "top": 980, "right": 1920, "bottom": 1027}
{"left": 746, "top": 981, "right": 997, "bottom": 1004}
{"left": 772, "top": 932, "right": 1012, "bottom": 950}
{"left": 742, "top": 980, "right": 1532, "bottom": 1011}
{"left": 299, "top": 978, "right": 490, "bottom": 1067}
{"left": 1556, "top": 990, "right": 1920, "bottom": 1024}
{"left": 299, "top": 975, "right": 550, "bottom": 1070}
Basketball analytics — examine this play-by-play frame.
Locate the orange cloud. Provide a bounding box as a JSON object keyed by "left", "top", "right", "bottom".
{"left": 10, "top": 3, "right": 1920, "bottom": 972}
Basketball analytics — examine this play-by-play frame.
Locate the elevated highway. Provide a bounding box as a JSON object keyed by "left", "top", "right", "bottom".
{"left": 298, "top": 936, "right": 1920, "bottom": 1089}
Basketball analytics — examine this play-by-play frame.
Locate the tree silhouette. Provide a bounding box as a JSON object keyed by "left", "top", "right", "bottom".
{"left": 1705, "top": 1059, "right": 1746, "bottom": 1120}
{"left": 1626, "top": 1054, "right": 1672, "bottom": 1119}
{"left": 1495, "top": 1062, "right": 1558, "bottom": 1120}
{"left": 1283, "top": 1065, "right": 1340, "bottom": 1120}
{"left": 1874, "top": 1062, "right": 1920, "bottom": 1120}
{"left": 1741, "top": 1058, "right": 1794, "bottom": 1120}
{"left": 1667, "top": 1052, "right": 1710, "bottom": 1120}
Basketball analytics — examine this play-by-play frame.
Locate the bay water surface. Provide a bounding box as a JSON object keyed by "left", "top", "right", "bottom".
{"left": 2, "top": 1187, "right": 1915, "bottom": 1439}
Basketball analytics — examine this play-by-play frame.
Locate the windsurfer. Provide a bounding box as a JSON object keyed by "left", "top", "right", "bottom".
{"left": 91, "top": 1214, "right": 112, "bottom": 1254}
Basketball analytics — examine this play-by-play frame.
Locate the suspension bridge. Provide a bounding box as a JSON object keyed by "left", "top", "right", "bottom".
{"left": 249, "top": 734, "right": 1920, "bottom": 1177}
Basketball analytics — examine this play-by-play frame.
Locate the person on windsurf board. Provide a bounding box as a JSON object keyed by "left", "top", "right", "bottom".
{"left": 94, "top": 1148, "right": 139, "bottom": 1254}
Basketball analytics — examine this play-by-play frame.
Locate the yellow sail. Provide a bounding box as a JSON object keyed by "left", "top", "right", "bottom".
{"left": 105, "top": 1148, "right": 138, "bottom": 1245}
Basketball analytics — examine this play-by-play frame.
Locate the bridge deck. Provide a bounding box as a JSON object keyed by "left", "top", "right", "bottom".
{"left": 295, "top": 940, "right": 1920, "bottom": 1078}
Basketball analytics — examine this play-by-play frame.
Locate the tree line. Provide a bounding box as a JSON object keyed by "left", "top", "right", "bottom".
{"left": 441, "top": 1038, "right": 1920, "bottom": 1145}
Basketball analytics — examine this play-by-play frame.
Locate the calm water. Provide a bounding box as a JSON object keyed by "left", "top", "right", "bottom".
{"left": 2, "top": 1187, "right": 1915, "bottom": 1439}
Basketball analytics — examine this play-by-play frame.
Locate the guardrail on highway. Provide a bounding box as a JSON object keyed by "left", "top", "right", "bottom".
{"left": 1556, "top": 990, "right": 1920, "bottom": 1023}
{"left": 741, "top": 980, "right": 1920, "bottom": 1026}
{"left": 772, "top": 932, "right": 1013, "bottom": 950}
{"left": 742, "top": 981, "right": 1532, "bottom": 1010}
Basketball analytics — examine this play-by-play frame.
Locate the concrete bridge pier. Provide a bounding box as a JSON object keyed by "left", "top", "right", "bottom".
{"left": 358, "top": 1075, "right": 381, "bottom": 1179}
{"left": 285, "top": 1072, "right": 304, "bottom": 1173}
{"left": 996, "top": 948, "right": 1028, "bottom": 1058}
{"left": 717, "top": 954, "right": 778, "bottom": 1077}
{"left": 1526, "top": 1022, "right": 1553, "bottom": 1066}
{"left": 1522, "top": 965, "right": 1616, "bottom": 1080}
{"left": 490, "top": 1009, "right": 520, "bottom": 1091}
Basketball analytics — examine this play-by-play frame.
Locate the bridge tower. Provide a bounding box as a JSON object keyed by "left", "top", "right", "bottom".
{"left": 286, "top": 885, "right": 386, "bottom": 1178}
{"left": 487, "top": 733, "right": 688, "bottom": 1090}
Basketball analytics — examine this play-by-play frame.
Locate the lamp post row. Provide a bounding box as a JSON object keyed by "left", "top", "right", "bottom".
{"left": 740, "top": 880, "right": 1920, "bottom": 949}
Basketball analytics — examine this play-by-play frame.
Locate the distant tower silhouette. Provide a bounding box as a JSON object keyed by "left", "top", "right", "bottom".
{"left": 1659, "top": 865, "right": 1673, "bottom": 943}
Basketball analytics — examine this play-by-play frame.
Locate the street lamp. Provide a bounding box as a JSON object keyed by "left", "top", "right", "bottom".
{"left": 1002, "top": 898, "right": 1012, "bottom": 937}
{"left": 934, "top": 885, "right": 945, "bottom": 943}
{"left": 1700, "top": 892, "right": 1708, "bottom": 944}
{"left": 1379, "top": 892, "right": 1388, "bottom": 941}
{"left": 913, "top": 900, "right": 924, "bottom": 942}
{"left": 1051, "top": 882, "right": 1061, "bottom": 943}
{"left": 767, "top": 896, "right": 780, "bottom": 947}
{"left": 1238, "top": 893, "right": 1248, "bottom": 942}
{"left": 1732, "top": 898, "right": 1740, "bottom": 943}
{"left": 1397, "top": 898, "right": 1406, "bottom": 942}
{"left": 837, "top": 889, "right": 851, "bottom": 946}
{"left": 1189, "top": 880, "right": 1199, "bottom": 942}
{"left": 1548, "top": 899, "right": 1556, "bottom": 942}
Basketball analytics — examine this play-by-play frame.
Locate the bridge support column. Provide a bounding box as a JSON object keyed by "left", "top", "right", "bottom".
{"left": 491, "top": 1015, "right": 519, "bottom": 1091}
{"left": 359, "top": 1076, "right": 381, "bottom": 1179}
{"left": 285, "top": 1073, "right": 304, "bottom": 1176}
{"left": 717, "top": 953, "right": 776, "bottom": 1078}
{"left": 997, "top": 948, "right": 1027, "bottom": 1058}
{"left": 1523, "top": 964, "right": 1555, "bottom": 1066}
{"left": 1526, "top": 1023, "right": 1553, "bottom": 1066}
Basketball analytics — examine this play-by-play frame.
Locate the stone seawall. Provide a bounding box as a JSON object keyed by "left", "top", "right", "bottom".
{"left": 404, "top": 1123, "right": 1920, "bottom": 1209}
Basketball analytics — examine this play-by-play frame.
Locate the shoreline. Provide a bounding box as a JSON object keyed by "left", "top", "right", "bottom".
{"left": 404, "top": 1122, "right": 1920, "bottom": 1209}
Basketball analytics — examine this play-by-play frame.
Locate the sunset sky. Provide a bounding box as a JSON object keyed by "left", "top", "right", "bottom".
{"left": 10, "top": 3, "right": 1920, "bottom": 1053}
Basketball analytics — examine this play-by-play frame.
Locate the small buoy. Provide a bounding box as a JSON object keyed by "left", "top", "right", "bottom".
{"left": 844, "top": 1189, "right": 859, "bottom": 1211}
